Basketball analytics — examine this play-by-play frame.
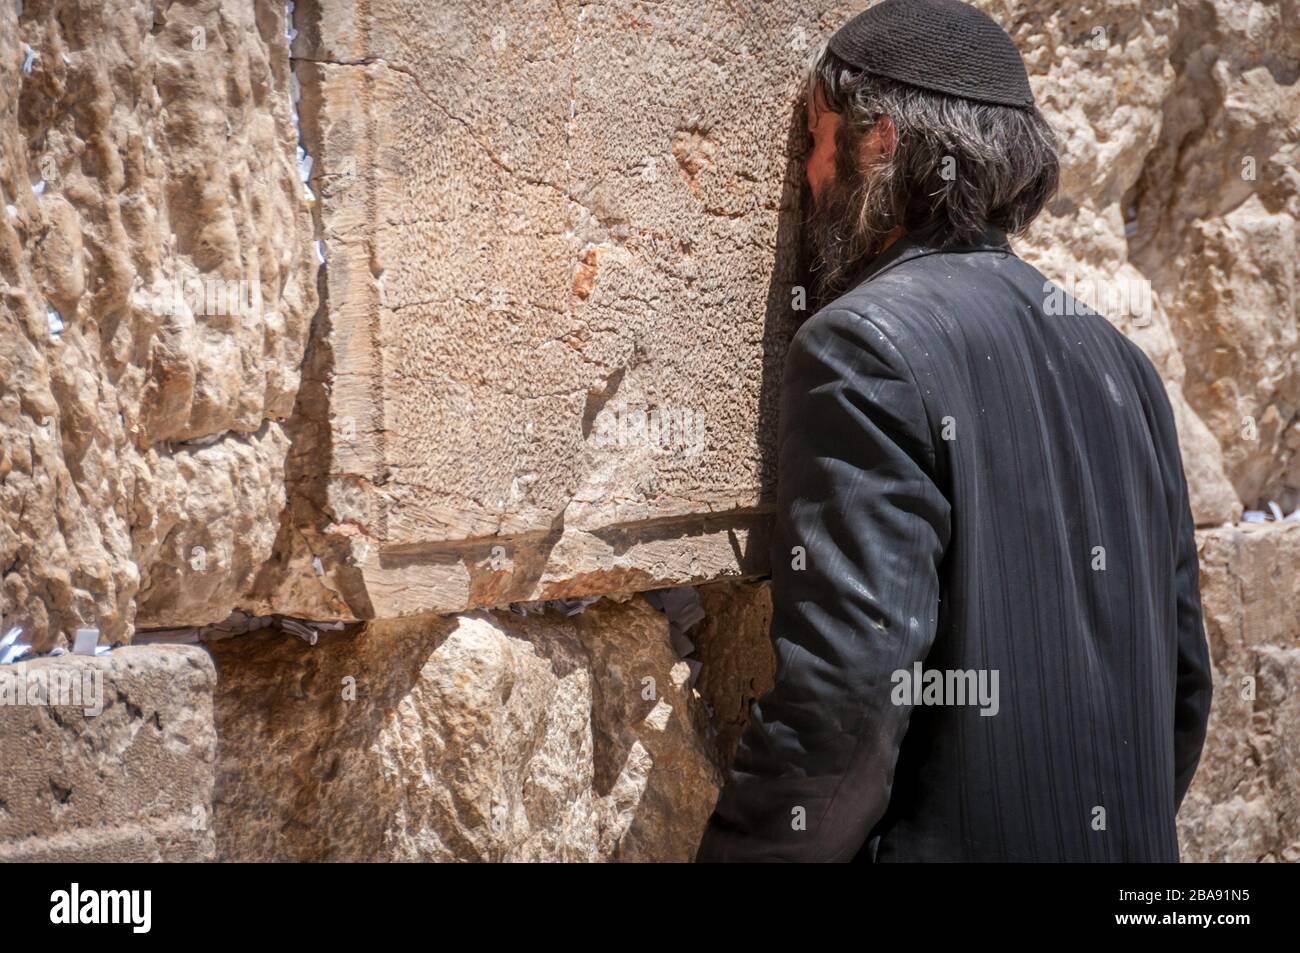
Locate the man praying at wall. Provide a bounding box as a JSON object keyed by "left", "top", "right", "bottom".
{"left": 695, "top": 0, "right": 1213, "bottom": 863}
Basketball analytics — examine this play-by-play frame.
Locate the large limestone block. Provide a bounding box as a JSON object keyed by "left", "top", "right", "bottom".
{"left": 251, "top": 0, "right": 843, "bottom": 620}
{"left": 210, "top": 595, "right": 720, "bottom": 861}
{"left": 0, "top": 645, "right": 217, "bottom": 862}
{"left": 1178, "top": 522, "right": 1300, "bottom": 862}
{"left": 0, "top": 0, "right": 317, "bottom": 650}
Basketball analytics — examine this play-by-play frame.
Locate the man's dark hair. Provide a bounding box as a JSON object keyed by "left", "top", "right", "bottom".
{"left": 805, "top": 40, "right": 1060, "bottom": 297}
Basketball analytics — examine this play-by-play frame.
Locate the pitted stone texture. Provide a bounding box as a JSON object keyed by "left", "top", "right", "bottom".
{"left": 0, "top": 1, "right": 317, "bottom": 649}
{"left": 210, "top": 596, "right": 720, "bottom": 861}
{"left": 1178, "top": 522, "right": 1300, "bottom": 862}
{"left": 0, "top": 645, "right": 217, "bottom": 862}
{"left": 253, "top": 0, "right": 823, "bottom": 620}
{"left": 692, "top": 579, "right": 776, "bottom": 767}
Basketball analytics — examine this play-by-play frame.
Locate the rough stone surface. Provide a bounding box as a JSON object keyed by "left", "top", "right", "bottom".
{"left": 210, "top": 595, "right": 719, "bottom": 861}
{"left": 1178, "top": 522, "right": 1300, "bottom": 862}
{"left": 0, "top": 0, "right": 317, "bottom": 650}
{"left": 3, "top": 0, "right": 1293, "bottom": 638}
{"left": 253, "top": 0, "right": 1296, "bottom": 624}
{"left": 250, "top": 0, "right": 815, "bottom": 621}
{"left": 692, "top": 579, "right": 775, "bottom": 767}
{"left": 0, "top": 645, "right": 217, "bottom": 862}
{"left": 1126, "top": 1, "right": 1299, "bottom": 514}
{"left": 0, "top": 0, "right": 1295, "bottom": 867}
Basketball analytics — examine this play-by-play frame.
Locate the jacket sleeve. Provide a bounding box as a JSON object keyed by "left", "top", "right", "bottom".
{"left": 1163, "top": 409, "right": 1212, "bottom": 811}
{"left": 1133, "top": 351, "right": 1213, "bottom": 812}
{"left": 695, "top": 308, "right": 951, "bottom": 862}
{"left": 1172, "top": 478, "right": 1211, "bottom": 812}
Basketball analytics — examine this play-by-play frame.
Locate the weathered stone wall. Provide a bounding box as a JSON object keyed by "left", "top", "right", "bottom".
{"left": 1, "top": 0, "right": 318, "bottom": 652}
{"left": 0, "top": 645, "right": 216, "bottom": 861}
{"left": 3, "top": 0, "right": 1293, "bottom": 639}
{"left": 2, "top": 544, "right": 1291, "bottom": 862}
{"left": 248, "top": 0, "right": 818, "bottom": 621}
{"left": 1178, "top": 523, "right": 1300, "bottom": 862}
{"left": 209, "top": 597, "right": 719, "bottom": 861}
{"left": 238, "top": 0, "right": 1295, "bottom": 625}
{"left": 0, "top": 0, "right": 1296, "bottom": 863}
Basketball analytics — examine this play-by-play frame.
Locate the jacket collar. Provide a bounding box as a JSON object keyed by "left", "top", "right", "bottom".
{"left": 843, "top": 222, "right": 1014, "bottom": 290}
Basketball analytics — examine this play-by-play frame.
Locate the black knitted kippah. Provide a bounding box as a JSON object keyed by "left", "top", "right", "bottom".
{"left": 828, "top": 0, "right": 1036, "bottom": 109}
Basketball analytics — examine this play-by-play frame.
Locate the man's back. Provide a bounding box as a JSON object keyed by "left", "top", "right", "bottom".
{"left": 695, "top": 227, "right": 1213, "bottom": 862}
{"left": 847, "top": 229, "right": 1211, "bottom": 861}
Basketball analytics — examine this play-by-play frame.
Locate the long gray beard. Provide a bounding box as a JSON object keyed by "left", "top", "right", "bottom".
{"left": 805, "top": 170, "right": 891, "bottom": 305}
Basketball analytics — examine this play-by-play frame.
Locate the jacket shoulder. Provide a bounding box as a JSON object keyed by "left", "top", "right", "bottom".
{"left": 793, "top": 295, "right": 923, "bottom": 385}
{"left": 788, "top": 301, "right": 938, "bottom": 463}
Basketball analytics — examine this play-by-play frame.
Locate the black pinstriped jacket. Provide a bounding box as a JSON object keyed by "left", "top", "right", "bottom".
{"left": 695, "top": 225, "right": 1213, "bottom": 862}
